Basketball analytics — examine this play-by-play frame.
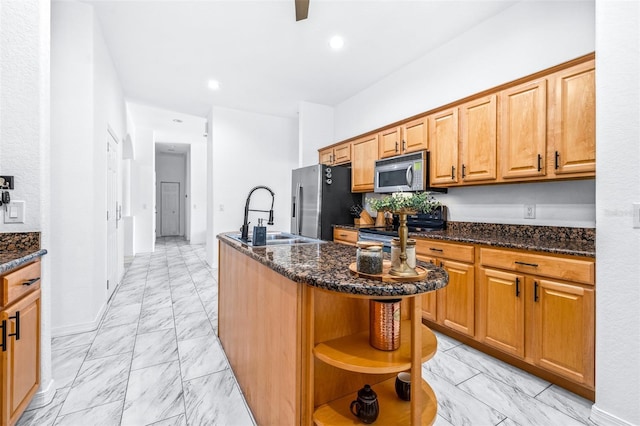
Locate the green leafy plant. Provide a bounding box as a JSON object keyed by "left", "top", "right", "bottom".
{"left": 369, "top": 192, "right": 441, "bottom": 213}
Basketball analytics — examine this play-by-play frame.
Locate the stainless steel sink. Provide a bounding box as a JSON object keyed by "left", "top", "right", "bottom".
{"left": 227, "top": 231, "right": 323, "bottom": 246}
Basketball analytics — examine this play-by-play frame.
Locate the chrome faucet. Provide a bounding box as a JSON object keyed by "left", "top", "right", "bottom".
{"left": 240, "top": 186, "right": 275, "bottom": 242}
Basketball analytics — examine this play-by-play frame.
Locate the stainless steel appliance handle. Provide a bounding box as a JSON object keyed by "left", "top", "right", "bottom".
{"left": 292, "top": 183, "right": 300, "bottom": 234}
{"left": 406, "top": 165, "right": 414, "bottom": 187}
{"left": 296, "top": 185, "right": 303, "bottom": 235}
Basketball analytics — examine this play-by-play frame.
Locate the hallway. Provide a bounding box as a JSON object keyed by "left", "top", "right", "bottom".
{"left": 17, "top": 238, "right": 593, "bottom": 425}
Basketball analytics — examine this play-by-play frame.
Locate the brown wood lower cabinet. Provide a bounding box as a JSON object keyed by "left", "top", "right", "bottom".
{"left": 419, "top": 241, "right": 595, "bottom": 399}
{"left": 1, "top": 261, "right": 41, "bottom": 426}
{"left": 417, "top": 240, "right": 475, "bottom": 338}
{"left": 332, "top": 228, "right": 358, "bottom": 246}
{"left": 478, "top": 270, "right": 594, "bottom": 388}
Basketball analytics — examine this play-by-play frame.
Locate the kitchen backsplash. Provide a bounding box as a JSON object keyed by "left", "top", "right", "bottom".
{"left": 0, "top": 232, "right": 41, "bottom": 252}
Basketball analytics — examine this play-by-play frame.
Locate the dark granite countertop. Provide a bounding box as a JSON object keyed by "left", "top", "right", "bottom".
{"left": 335, "top": 222, "right": 595, "bottom": 258}
{"left": 0, "top": 249, "right": 48, "bottom": 274}
{"left": 217, "top": 234, "right": 448, "bottom": 298}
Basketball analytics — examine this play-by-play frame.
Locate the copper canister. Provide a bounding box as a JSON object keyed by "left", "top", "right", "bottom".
{"left": 369, "top": 299, "right": 401, "bottom": 351}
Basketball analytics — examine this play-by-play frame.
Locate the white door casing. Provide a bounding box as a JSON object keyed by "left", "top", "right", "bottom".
{"left": 161, "top": 182, "right": 180, "bottom": 236}
{"left": 106, "top": 130, "right": 119, "bottom": 300}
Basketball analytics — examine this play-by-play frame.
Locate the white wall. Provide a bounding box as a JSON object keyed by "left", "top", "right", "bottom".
{"left": 0, "top": 0, "right": 54, "bottom": 408}
{"left": 189, "top": 141, "right": 207, "bottom": 244}
{"left": 50, "top": 1, "right": 126, "bottom": 335}
{"left": 332, "top": 0, "right": 596, "bottom": 228}
{"left": 130, "top": 126, "right": 155, "bottom": 253}
{"left": 155, "top": 152, "right": 186, "bottom": 237}
{"left": 206, "top": 106, "right": 298, "bottom": 267}
{"left": 298, "top": 101, "right": 334, "bottom": 167}
{"left": 592, "top": 2, "right": 640, "bottom": 425}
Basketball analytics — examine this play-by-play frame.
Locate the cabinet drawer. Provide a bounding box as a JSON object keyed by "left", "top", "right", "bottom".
{"left": 480, "top": 248, "right": 594, "bottom": 285}
{"left": 415, "top": 239, "right": 474, "bottom": 263}
{"left": 333, "top": 229, "right": 358, "bottom": 245}
{"left": 1, "top": 260, "right": 41, "bottom": 306}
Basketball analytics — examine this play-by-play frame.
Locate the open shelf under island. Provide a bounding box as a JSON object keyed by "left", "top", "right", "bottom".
{"left": 217, "top": 233, "right": 448, "bottom": 426}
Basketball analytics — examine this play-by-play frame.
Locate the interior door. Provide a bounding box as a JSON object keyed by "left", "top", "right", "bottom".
{"left": 106, "top": 132, "right": 118, "bottom": 300}
{"left": 161, "top": 182, "right": 180, "bottom": 236}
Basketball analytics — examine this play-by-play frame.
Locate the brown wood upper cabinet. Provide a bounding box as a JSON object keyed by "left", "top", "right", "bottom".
{"left": 429, "top": 108, "right": 459, "bottom": 185}
{"left": 379, "top": 117, "right": 428, "bottom": 159}
{"left": 460, "top": 95, "right": 498, "bottom": 183}
{"left": 549, "top": 59, "right": 595, "bottom": 177}
{"left": 500, "top": 78, "right": 547, "bottom": 179}
{"left": 351, "top": 134, "right": 379, "bottom": 192}
{"left": 319, "top": 142, "right": 351, "bottom": 166}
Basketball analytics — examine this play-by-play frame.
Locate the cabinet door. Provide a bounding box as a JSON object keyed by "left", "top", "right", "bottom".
{"left": 460, "top": 95, "right": 497, "bottom": 182}
{"left": 551, "top": 60, "right": 595, "bottom": 176}
{"left": 378, "top": 127, "right": 402, "bottom": 159}
{"left": 531, "top": 279, "right": 594, "bottom": 386}
{"left": 478, "top": 268, "right": 525, "bottom": 357}
{"left": 351, "top": 135, "right": 378, "bottom": 192}
{"left": 1, "top": 289, "right": 40, "bottom": 426}
{"left": 418, "top": 256, "right": 438, "bottom": 322}
{"left": 319, "top": 148, "right": 333, "bottom": 165}
{"left": 500, "top": 79, "right": 547, "bottom": 179}
{"left": 429, "top": 109, "right": 459, "bottom": 185}
{"left": 402, "top": 117, "right": 428, "bottom": 154}
{"left": 333, "top": 143, "right": 351, "bottom": 165}
{"left": 437, "top": 260, "right": 475, "bottom": 337}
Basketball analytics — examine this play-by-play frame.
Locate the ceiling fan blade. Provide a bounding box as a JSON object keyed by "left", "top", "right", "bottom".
{"left": 295, "top": 0, "right": 309, "bottom": 21}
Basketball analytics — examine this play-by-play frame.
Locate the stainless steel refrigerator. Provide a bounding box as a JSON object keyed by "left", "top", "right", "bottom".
{"left": 291, "top": 164, "right": 360, "bottom": 241}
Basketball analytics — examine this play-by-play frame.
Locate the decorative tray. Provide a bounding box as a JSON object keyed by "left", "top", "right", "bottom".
{"left": 349, "top": 260, "right": 428, "bottom": 283}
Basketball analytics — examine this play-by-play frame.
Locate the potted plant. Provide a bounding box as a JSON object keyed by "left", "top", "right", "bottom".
{"left": 370, "top": 192, "right": 441, "bottom": 214}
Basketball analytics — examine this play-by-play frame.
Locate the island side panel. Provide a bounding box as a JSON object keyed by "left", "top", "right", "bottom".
{"left": 218, "top": 242, "right": 302, "bottom": 425}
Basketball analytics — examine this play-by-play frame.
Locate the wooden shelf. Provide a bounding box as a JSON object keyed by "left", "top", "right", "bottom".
{"left": 314, "top": 321, "right": 437, "bottom": 374}
{"left": 313, "top": 376, "right": 438, "bottom": 426}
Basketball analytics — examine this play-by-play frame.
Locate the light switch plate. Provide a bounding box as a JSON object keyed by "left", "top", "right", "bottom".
{"left": 633, "top": 203, "right": 640, "bottom": 229}
{"left": 4, "top": 201, "right": 24, "bottom": 224}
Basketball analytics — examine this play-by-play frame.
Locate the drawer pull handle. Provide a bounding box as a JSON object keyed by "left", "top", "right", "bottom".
{"left": 451, "top": 166, "right": 456, "bottom": 180}
{"left": 1, "top": 320, "right": 6, "bottom": 352}
{"left": 8, "top": 311, "right": 20, "bottom": 341}
{"left": 534, "top": 281, "right": 539, "bottom": 302}
{"left": 429, "top": 248, "right": 443, "bottom": 252}
{"left": 515, "top": 277, "right": 520, "bottom": 297}
{"left": 23, "top": 277, "right": 40, "bottom": 286}
{"left": 515, "top": 261, "right": 538, "bottom": 268}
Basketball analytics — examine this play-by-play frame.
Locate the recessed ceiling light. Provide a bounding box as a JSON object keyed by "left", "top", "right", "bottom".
{"left": 172, "top": 119, "right": 183, "bottom": 123}
{"left": 208, "top": 79, "right": 220, "bottom": 90}
{"left": 329, "top": 35, "right": 344, "bottom": 50}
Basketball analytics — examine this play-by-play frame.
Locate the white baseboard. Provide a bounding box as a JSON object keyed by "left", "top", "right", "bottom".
{"left": 51, "top": 299, "right": 108, "bottom": 337}
{"left": 591, "top": 405, "right": 638, "bottom": 426}
{"left": 28, "top": 379, "right": 56, "bottom": 409}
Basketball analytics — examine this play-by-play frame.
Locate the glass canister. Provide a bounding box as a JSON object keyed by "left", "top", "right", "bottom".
{"left": 356, "top": 242, "right": 383, "bottom": 275}
{"left": 390, "top": 238, "right": 416, "bottom": 269}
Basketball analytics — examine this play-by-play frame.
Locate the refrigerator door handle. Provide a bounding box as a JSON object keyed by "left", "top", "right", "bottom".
{"left": 293, "top": 183, "right": 301, "bottom": 235}
{"left": 406, "top": 164, "right": 414, "bottom": 186}
{"left": 296, "top": 185, "right": 303, "bottom": 235}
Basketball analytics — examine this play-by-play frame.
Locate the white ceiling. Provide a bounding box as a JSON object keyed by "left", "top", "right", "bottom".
{"left": 86, "top": 0, "right": 520, "bottom": 120}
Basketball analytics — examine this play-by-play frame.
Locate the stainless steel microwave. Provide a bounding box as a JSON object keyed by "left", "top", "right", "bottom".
{"left": 374, "top": 151, "right": 444, "bottom": 193}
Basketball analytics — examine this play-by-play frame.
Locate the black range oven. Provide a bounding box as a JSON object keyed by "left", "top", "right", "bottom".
{"left": 357, "top": 206, "right": 446, "bottom": 252}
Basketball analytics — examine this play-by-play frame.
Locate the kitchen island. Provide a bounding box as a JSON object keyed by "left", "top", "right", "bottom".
{"left": 217, "top": 233, "right": 448, "bottom": 425}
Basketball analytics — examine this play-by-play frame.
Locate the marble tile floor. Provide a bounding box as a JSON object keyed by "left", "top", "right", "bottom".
{"left": 18, "top": 237, "right": 595, "bottom": 425}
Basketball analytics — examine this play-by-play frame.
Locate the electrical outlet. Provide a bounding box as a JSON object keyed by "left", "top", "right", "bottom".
{"left": 524, "top": 204, "right": 536, "bottom": 219}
